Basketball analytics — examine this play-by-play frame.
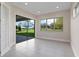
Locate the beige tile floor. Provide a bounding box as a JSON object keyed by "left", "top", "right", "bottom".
{"left": 3, "top": 38, "right": 74, "bottom": 57}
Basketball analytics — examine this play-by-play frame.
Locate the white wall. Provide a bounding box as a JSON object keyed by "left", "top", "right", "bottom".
{"left": 1, "top": 2, "right": 36, "bottom": 56}
{"left": 8, "top": 3, "right": 36, "bottom": 46}
{"left": 0, "top": 4, "right": 1, "bottom": 52}
{"left": 1, "top": 3, "right": 12, "bottom": 56}
{"left": 35, "top": 9, "right": 71, "bottom": 42}
{"left": 71, "top": 3, "right": 79, "bottom": 57}
{"left": 0, "top": 2, "right": 72, "bottom": 56}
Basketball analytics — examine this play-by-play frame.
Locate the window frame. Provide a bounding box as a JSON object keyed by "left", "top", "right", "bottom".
{"left": 73, "top": 2, "right": 79, "bottom": 17}
{"left": 40, "top": 17, "right": 63, "bottom": 32}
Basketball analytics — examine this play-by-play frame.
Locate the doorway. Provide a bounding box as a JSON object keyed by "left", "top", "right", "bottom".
{"left": 16, "top": 15, "right": 35, "bottom": 43}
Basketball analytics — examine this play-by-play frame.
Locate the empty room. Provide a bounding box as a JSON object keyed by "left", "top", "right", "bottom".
{"left": 0, "top": 2, "right": 79, "bottom": 57}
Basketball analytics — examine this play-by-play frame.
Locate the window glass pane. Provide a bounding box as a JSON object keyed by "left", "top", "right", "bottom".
{"left": 76, "top": 7, "right": 78, "bottom": 14}
{"left": 29, "top": 20, "right": 34, "bottom": 29}
{"left": 74, "top": 3, "right": 79, "bottom": 16}
{"left": 75, "top": 7, "right": 77, "bottom": 15}
{"left": 73, "top": 8, "right": 76, "bottom": 17}
{"left": 28, "top": 20, "right": 34, "bottom": 34}
{"left": 77, "top": 3, "right": 79, "bottom": 14}
{"left": 47, "top": 18, "right": 55, "bottom": 31}
{"left": 40, "top": 17, "right": 63, "bottom": 32}
{"left": 55, "top": 17, "right": 63, "bottom": 31}
{"left": 41, "top": 19, "right": 47, "bottom": 31}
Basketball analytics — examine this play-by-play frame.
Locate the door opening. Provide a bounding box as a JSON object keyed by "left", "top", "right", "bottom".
{"left": 16, "top": 15, "right": 35, "bottom": 43}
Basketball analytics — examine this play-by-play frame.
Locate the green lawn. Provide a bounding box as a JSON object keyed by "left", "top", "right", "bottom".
{"left": 41, "top": 28, "right": 63, "bottom": 32}
{"left": 16, "top": 28, "right": 35, "bottom": 37}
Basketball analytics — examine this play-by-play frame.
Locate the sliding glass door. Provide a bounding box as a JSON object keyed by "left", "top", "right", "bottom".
{"left": 16, "top": 15, "right": 35, "bottom": 43}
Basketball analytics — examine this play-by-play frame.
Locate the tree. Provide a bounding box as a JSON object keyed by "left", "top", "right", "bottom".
{"left": 50, "top": 23, "right": 54, "bottom": 29}
{"left": 41, "top": 23, "right": 46, "bottom": 28}
{"left": 18, "top": 22, "right": 22, "bottom": 31}
{"left": 55, "top": 17, "right": 63, "bottom": 29}
{"left": 16, "top": 25, "right": 18, "bottom": 29}
{"left": 16, "top": 25, "right": 18, "bottom": 32}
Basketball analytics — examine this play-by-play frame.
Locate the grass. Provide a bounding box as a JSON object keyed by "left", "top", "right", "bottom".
{"left": 16, "top": 28, "right": 62, "bottom": 38}
{"left": 16, "top": 28, "right": 35, "bottom": 37}
{"left": 41, "top": 28, "right": 63, "bottom": 32}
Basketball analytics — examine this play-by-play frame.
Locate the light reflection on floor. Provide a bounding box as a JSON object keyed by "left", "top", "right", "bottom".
{"left": 3, "top": 38, "right": 74, "bottom": 57}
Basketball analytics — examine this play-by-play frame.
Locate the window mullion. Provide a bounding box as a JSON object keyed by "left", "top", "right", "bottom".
{"left": 53, "top": 18, "right": 55, "bottom": 30}
{"left": 46, "top": 19, "right": 47, "bottom": 31}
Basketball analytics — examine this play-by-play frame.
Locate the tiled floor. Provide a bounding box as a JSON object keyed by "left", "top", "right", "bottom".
{"left": 3, "top": 38, "right": 74, "bottom": 57}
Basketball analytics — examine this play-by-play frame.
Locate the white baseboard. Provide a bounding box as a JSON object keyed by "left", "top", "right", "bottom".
{"left": 1, "top": 46, "right": 11, "bottom": 56}
{"left": 36, "top": 37, "right": 70, "bottom": 43}
{"left": 1, "top": 42, "right": 15, "bottom": 56}
{"left": 71, "top": 42, "right": 78, "bottom": 57}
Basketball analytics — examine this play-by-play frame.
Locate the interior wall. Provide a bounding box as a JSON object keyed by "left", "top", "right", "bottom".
{"left": 0, "top": 3, "right": 1, "bottom": 52}
{"left": 10, "top": 3, "right": 37, "bottom": 45}
{"left": 35, "top": 9, "right": 71, "bottom": 42}
{"left": 1, "top": 3, "right": 12, "bottom": 56}
{"left": 71, "top": 3, "right": 79, "bottom": 56}
{"left": 1, "top": 2, "right": 36, "bottom": 56}
{"left": 0, "top": 2, "right": 72, "bottom": 56}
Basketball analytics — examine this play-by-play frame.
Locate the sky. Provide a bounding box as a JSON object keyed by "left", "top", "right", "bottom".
{"left": 16, "top": 19, "right": 54, "bottom": 27}
{"left": 16, "top": 20, "right": 34, "bottom": 28}
{"left": 41, "top": 18, "right": 54, "bottom": 25}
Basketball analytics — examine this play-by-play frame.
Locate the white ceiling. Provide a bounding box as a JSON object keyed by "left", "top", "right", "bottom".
{"left": 10, "top": 2, "right": 72, "bottom": 15}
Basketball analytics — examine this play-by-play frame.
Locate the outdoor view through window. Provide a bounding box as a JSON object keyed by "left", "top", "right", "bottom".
{"left": 41, "top": 17, "right": 63, "bottom": 32}
{"left": 16, "top": 20, "right": 35, "bottom": 37}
